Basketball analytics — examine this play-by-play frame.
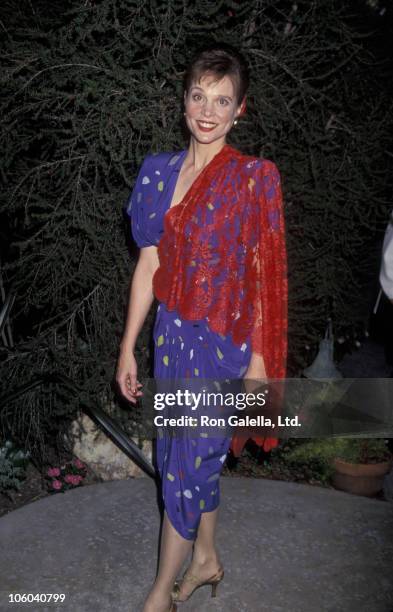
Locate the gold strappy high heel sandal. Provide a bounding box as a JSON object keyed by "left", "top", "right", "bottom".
{"left": 171, "top": 566, "right": 224, "bottom": 603}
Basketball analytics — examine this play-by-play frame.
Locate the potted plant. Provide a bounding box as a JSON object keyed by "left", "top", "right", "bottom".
{"left": 331, "top": 438, "right": 392, "bottom": 496}
{"left": 282, "top": 437, "right": 392, "bottom": 497}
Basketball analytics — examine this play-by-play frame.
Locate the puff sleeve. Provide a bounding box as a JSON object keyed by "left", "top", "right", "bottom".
{"left": 125, "top": 154, "right": 155, "bottom": 248}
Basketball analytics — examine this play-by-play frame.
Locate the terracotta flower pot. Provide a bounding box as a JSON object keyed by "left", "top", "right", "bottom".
{"left": 332, "top": 457, "right": 393, "bottom": 497}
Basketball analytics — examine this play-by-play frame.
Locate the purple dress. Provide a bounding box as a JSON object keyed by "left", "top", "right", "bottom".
{"left": 126, "top": 150, "right": 252, "bottom": 540}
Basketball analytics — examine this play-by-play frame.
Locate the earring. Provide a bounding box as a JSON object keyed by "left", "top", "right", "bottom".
{"left": 233, "top": 119, "right": 238, "bottom": 126}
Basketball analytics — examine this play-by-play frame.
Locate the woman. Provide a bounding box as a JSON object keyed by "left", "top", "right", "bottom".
{"left": 117, "top": 43, "right": 287, "bottom": 612}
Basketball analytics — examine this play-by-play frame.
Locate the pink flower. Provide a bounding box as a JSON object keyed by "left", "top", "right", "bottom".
{"left": 73, "top": 458, "right": 85, "bottom": 470}
{"left": 65, "top": 474, "right": 82, "bottom": 486}
{"left": 52, "top": 479, "right": 63, "bottom": 490}
{"left": 47, "top": 467, "right": 61, "bottom": 478}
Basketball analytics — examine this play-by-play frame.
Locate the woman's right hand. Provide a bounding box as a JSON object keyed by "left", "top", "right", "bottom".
{"left": 116, "top": 350, "right": 143, "bottom": 404}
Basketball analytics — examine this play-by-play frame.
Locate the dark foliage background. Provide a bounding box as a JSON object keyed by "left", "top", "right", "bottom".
{"left": 1, "top": 0, "right": 392, "bottom": 465}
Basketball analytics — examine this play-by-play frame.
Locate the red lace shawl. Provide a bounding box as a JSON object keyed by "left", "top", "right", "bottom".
{"left": 153, "top": 144, "right": 288, "bottom": 456}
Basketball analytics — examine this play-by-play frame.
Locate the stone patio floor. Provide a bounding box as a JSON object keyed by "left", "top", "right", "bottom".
{"left": 1, "top": 476, "right": 392, "bottom": 612}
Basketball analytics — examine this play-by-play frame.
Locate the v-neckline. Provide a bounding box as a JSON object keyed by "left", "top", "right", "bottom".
{"left": 165, "top": 144, "right": 230, "bottom": 217}
{"left": 165, "top": 148, "right": 188, "bottom": 214}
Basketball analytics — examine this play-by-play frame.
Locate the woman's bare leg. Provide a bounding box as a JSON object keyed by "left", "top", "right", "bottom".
{"left": 175, "top": 507, "right": 222, "bottom": 601}
{"left": 193, "top": 507, "right": 220, "bottom": 562}
{"left": 142, "top": 510, "right": 193, "bottom": 612}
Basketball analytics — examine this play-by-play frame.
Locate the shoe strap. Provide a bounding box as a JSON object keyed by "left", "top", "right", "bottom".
{"left": 182, "top": 567, "right": 223, "bottom": 585}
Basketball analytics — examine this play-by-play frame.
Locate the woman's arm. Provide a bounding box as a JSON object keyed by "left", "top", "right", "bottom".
{"left": 243, "top": 158, "right": 286, "bottom": 383}
{"left": 244, "top": 245, "right": 267, "bottom": 381}
{"left": 116, "top": 245, "right": 159, "bottom": 403}
{"left": 120, "top": 245, "right": 159, "bottom": 352}
{"left": 244, "top": 352, "right": 267, "bottom": 381}
{"left": 244, "top": 261, "right": 267, "bottom": 384}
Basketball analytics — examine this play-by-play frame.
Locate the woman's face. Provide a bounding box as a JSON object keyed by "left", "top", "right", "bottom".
{"left": 184, "top": 73, "right": 243, "bottom": 146}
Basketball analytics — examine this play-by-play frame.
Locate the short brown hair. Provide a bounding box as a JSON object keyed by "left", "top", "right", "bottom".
{"left": 183, "top": 43, "right": 249, "bottom": 105}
